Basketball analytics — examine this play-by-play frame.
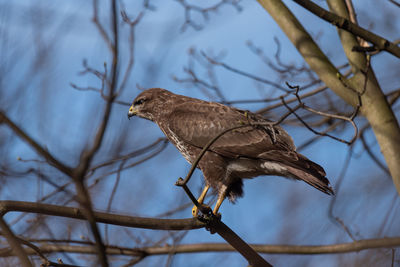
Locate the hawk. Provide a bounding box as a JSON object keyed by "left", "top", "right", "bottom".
{"left": 128, "top": 88, "right": 333, "bottom": 216}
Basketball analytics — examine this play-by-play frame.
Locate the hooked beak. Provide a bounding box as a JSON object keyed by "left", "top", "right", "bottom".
{"left": 127, "top": 105, "right": 137, "bottom": 120}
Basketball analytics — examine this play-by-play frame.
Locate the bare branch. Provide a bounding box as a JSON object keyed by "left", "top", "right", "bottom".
{"left": 176, "top": 0, "right": 242, "bottom": 31}
{"left": 389, "top": 0, "right": 400, "bottom": 8}
{"left": 201, "top": 51, "right": 289, "bottom": 92}
{"left": 92, "top": 0, "right": 113, "bottom": 53}
{"left": 3, "top": 237, "right": 400, "bottom": 258}
{"left": 0, "top": 111, "right": 73, "bottom": 177}
{"left": 72, "top": 1, "right": 122, "bottom": 265}
{"left": 87, "top": 138, "right": 168, "bottom": 176}
{"left": 118, "top": 8, "right": 144, "bottom": 95}
{"left": 0, "top": 201, "right": 204, "bottom": 230}
{"left": 359, "top": 125, "right": 390, "bottom": 175}
{"left": 287, "top": 82, "right": 360, "bottom": 145}
{"left": 0, "top": 217, "right": 32, "bottom": 267}
{"left": 292, "top": 0, "right": 400, "bottom": 58}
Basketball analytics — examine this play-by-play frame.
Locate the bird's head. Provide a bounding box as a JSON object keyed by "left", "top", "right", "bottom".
{"left": 128, "top": 88, "right": 172, "bottom": 121}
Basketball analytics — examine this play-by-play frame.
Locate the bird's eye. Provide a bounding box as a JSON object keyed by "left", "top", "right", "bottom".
{"left": 134, "top": 99, "right": 145, "bottom": 106}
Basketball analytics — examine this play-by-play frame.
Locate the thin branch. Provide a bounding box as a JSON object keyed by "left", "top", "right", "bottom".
{"left": 201, "top": 51, "right": 289, "bottom": 92}
{"left": 118, "top": 9, "right": 144, "bottom": 95}
{"left": 92, "top": 0, "right": 113, "bottom": 53}
{"left": 257, "top": 67, "right": 352, "bottom": 114}
{"left": 0, "top": 111, "right": 73, "bottom": 177}
{"left": 281, "top": 97, "right": 355, "bottom": 145}
{"left": 3, "top": 237, "right": 400, "bottom": 257}
{"left": 292, "top": 0, "right": 400, "bottom": 58}
{"left": 14, "top": 237, "right": 80, "bottom": 267}
{"left": 0, "top": 217, "right": 32, "bottom": 267}
{"left": 71, "top": 1, "right": 121, "bottom": 265}
{"left": 297, "top": 120, "right": 345, "bottom": 151}
{"left": 104, "top": 161, "right": 124, "bottom": 244}
{"left": 328, "top": 148, "right": 355, "bottom": 240}
{"left": 176, "top": 0, "right": 242, "bottom": 31}
{"left": 389, "top": 0, "right": 400, "bottom": 8}
{"left": 359, "top": 125, "right": 390, "bottom": 175}
{"left": 87, "top": 138, "right": 168, "bottom": 176}
{"left": 287, "top": 82, "right": 359, "bottom": 145}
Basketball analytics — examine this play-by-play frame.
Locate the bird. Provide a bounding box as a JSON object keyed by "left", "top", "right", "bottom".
{"left": 128, "top": 88, "right": 334, "bottom": 217}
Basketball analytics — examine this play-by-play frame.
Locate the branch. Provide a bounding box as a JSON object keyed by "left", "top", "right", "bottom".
{"left": 3, "top": 237, "right": 400, "bottom": 257}
{"left": 292, "top": 0, "right": 400, "bottom": 58}
{"left": 256, "top": 0, "right": 358, "bottom": 107}
{"left": 11, "top": 236, "right": 80, "bottom": 267}
{"left": 0, "top": 217, "right": 32, "bottom": 267}
{"left": 359, "top": 124, "right": 390, "bottom": 175}
{"left": 176, "top": 0, "right": 242, "bottom": 31}
{"left": 0, "top": 201, "right": 204, "bottom": 230}
{"left": 287, "top": 82, "right": 360, "bottom": 145}
{"left": 201, "top": 51, "right": 289, "bottom": 92}
{"left": 118, "top": 8, "right": 144, "bottom": 95}
{"left": 389, "top": 0, "right": 400, "bottom": 8}
{"left": 0, "top": 111, "right": 73, "bottom": 177}
{"left": 203, "top": 216, "right": 273, "bottom": 267}
{"left": 71, "top": 1, "right": 121, "bottom": 266}
{"left": 87, "top": 138, "right": 168, "bottom": 176}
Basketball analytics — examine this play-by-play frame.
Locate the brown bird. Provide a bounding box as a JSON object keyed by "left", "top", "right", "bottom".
{"left": 128, "top": 88, "right": 333, "bottom": 216}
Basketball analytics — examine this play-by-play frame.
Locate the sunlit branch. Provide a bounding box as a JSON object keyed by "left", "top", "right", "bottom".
{"left": 292, "top": 0, "right": 400, "bottom": 58}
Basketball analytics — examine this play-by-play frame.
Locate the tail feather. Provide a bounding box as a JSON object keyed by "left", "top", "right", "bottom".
{"left": 285, "top": 165, "right": 334, "bottom": 195}
{"left": 258, "top": 150, "right": 334, "bottom": 195}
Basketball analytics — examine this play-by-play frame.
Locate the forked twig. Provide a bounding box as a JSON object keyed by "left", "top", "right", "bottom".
{"left": 284, "top": 82, "right": 360, "bottom": 145}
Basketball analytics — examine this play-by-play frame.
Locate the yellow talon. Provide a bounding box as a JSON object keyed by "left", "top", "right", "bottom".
{"left": 192, "top": 184, "right": 210, "bottom": 217}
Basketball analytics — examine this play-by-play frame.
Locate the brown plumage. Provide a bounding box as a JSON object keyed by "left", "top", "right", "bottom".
{"left": 128, "top": 88, "right": 333, "bottom": 216}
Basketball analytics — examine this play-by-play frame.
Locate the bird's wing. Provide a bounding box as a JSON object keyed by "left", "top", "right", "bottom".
{"left": 166, "top": 100, "right": 333, "bottom": 195}
{"left": 166, "top": 101, "right": 295, "bottom": 159}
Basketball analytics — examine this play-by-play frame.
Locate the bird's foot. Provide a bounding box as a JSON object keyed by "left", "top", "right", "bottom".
{"left": 192, "top": 203, "right": 212, "bottom": 217}
{"left": 198, "top": 211, "right": 221, "bottom": 235}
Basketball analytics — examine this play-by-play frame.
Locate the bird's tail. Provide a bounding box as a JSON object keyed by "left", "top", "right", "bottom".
{"left": 259, "top": 151, "right": 334, "bottom": 195}
{"left": 284, "top": 164, "right": 334, "bottom": 195}
{"left": 284, "top": 152, "right": 334, "bottom": 195}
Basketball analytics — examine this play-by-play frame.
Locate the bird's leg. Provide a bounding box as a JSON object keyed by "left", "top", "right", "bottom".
{"left": 192, "top": 184, "right": 210, "bottom": 217}
{"left": 212, "top": 189, "right": 227, "bottom": 216}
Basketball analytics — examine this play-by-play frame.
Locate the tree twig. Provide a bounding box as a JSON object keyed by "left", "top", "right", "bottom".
{"left": 3, "top": 237, "right": 400, "bottom": 257}
{"left": 0, "top": 111, "right": 73, "bottom": 177}
{"left": 292, "top": 0, "right": 400, "bottom": 58}
{"left": 0, "top": 217, "right": 32, "bottom": 267}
